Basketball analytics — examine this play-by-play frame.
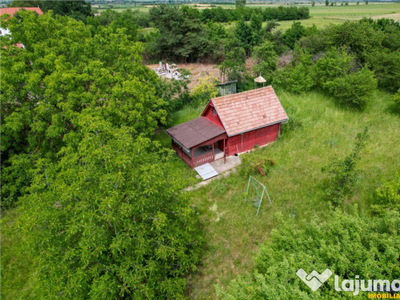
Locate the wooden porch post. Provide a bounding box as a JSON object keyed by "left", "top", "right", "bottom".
{"left": 224, "top": 139, "right": 226, "bottom": 164}
{"left": 212, "top": 143, "right": 215, "bottom": 160}
{"left": 191, "top": 148, "right": 194, "bottom": 168}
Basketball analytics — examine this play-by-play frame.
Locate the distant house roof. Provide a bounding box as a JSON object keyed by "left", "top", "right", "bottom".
{"left": 0, "top": 7, "right": 43, "bottom": 18}
{"left": 165, "top": 116, "right": 225, "bottom": 149}
{"left": 211, "top": 86, "right": 288, "bottom": 136}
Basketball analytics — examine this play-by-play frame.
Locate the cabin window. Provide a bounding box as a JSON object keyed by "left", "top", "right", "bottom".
{"left": 212, "top": 108, "right": 217, "bottom": 116}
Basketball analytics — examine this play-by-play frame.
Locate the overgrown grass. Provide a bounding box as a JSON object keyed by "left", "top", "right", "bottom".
{"left": 185, "top": 90, "right": 400, "bottom": 299}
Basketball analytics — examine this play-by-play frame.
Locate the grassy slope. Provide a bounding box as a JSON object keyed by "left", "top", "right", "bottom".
{"left": 1, "top": 91, "right": 399, "bottom": 299}
{"left": 184, "top": 90, "right": 400, "bottom": 299}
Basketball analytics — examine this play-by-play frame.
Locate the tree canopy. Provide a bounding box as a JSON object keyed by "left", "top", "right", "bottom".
{"left": 1, "top": 12, "right": 204, "bottom": 298}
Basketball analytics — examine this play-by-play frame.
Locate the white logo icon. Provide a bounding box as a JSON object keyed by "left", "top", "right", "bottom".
{"left": 296, "top": 269, "right": 333, "bottom": 291}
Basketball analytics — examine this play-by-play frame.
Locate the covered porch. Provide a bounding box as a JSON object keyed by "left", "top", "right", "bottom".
{"left": 166, "top": 117, "right": 227, "bottom": 169}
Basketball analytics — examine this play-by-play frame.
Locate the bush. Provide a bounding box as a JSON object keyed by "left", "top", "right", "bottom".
{"left": 216, "top": 209, "right": 400, "bottom": 299}
{"left": 240, "top": 154, "right": 275, "bottom": 177}
{"left": 190, "top": 77, "right": 219, "bottom": 107}
{"left": 314, "top": 48, "right": 356, "bottom": 87}
{"left": 324, "top": 67, "right": 377, "bottom": 109}
{"left": 372, "top": 174, "right": 400, "bottom": 214}
{"left": 274, "top": 52, "right": 315, "bottom": 94}
{"left": 367, "top": 49, "right": 400, "bottom": 93}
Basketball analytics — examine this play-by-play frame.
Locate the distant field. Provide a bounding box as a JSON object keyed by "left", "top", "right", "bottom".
{"left": 108, "top": 2, "right": 400, "bottom": 33}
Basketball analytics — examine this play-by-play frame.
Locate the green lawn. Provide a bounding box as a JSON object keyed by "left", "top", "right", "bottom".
{"left": 266, "top": 3, "right": 400, "bottom": 31}
{"left": 181, "top": 90, "right": 400, "bottom": 299}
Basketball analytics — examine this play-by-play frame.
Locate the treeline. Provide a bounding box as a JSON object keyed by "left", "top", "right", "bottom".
{"left": 192, "top": 5, "right": 309, "bottom": 23}
{"left": 270, "top": 18, "right": 400, "bottom": 109}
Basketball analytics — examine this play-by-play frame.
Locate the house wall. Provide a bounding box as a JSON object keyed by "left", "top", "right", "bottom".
{"left": 202, "top": 103, "right": 224, "bottom": 128}
{"left": 226, "top": 123, "right": 280, "bottom": 156}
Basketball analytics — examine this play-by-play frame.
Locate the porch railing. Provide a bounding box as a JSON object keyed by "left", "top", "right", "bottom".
{"left": 172, "top": 142, "right": 216, "bottom": 168}
{"left": 193, "top": 152, "right": 214, "bottom": 168}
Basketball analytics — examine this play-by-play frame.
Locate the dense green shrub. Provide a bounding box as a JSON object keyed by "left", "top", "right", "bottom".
{"left": 314, "top": 49, "right": 356, "bottom": 87}
{"left": 274, "top": 52, "right": 315, "bottom": 94}
{"left": 367, "top": 49, "right": 400, "bottom": 93}
{"left": 216, "top": 209, "right": 400, "bottom": 299}
{"left": 283, "top": 21, "right": 306, "bottom": 49}
{"left": 325, "top": 20, "right": 385, "bottom": 61}
{"left": 324, "top": 68, "right": 377, "bottom": 109}
{"left": 372, "top": 174, "right": 400, "bottom": 214}
{"left": 240, "top": 153, "right": 275, "bottom": 178}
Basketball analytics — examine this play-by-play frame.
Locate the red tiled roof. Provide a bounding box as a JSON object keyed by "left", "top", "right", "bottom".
{"left": 0, "top": 7, "right": 43, "bottom": 17}
{"left": 165, "top": 116, "right": 226, "bottom": 149}
{"left": 211, "top": 86, "right": 288, "bottom": 136}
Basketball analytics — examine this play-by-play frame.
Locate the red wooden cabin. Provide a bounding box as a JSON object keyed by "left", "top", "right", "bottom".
{"left": 165, "top": 86, "right": 289, "bottom": 168}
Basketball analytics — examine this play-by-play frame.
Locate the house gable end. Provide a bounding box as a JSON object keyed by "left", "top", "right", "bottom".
{"left": 201, "top": 100, "right": 225, "bottom": 129}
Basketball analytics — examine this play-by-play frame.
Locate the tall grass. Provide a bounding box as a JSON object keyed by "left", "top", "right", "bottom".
{"left": 185, "top": 90, "right": 400, "bottom": 299}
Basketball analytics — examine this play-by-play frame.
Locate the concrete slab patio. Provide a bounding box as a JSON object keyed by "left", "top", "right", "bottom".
{"left": 185, "top": 156, "right": 241, "bottom": 191}
{"left": 210, "top": 156, "right": 241, "bottom": 174}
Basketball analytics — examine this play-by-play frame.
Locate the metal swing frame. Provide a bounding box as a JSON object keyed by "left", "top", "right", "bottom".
{"left": 244, "top": 175, "right": 272, "bottom": 215}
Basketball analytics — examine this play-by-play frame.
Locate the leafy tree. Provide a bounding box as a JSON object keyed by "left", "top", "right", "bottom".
{"left": 204, "top": 21, "right": 228, "bottom": 62}
{"left": 234, "top": 18, "right": 253, "bottom": 55}
{"left": 283, "top": 21, "right": 306, "bottom": 49}
{"left": 252, "top": 40, "right": 278, "bottom": 82}
{"left": 311, "top": 0, "right": 316, "bottom": 7}
{"left": 250, "top": 11, "right": 263, "bottom": 47}
{"left": 219, "top": 41, "right": 246, "bottom": 83}
{"left": 2, "top": 10, "right": 204, "bottom": 299}
{"left": 235, "top": 0, "right": 246, "bottom": 9}
{"left": 326, "top": 0, "right": 329, "bottom": 5}
{"left": 149, "top": 5, "right": 209, "bottom": 62}
{"left": 9, "top": 123, "right": 204, "bottom": 299}
{"left": 1, "top": 11, "right": 166, "bottom": 207}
